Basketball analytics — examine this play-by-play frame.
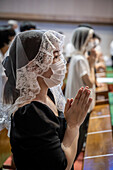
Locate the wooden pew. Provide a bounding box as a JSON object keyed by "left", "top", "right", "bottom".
{"left": 83, "top": 104, "right": 113, "bottom": 170}
{"left": 96, "top": 84, "right": 109, "bottom": 105}
{"left": 0, "top": 128, "right": 11, "bottom": 168}
{"left": 96, "top": 72, "right": 109, "bottom": 105}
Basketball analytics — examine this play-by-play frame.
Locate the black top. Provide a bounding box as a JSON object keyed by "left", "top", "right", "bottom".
{"left": 10, "top": 90, "right": 68, "bottom": 170}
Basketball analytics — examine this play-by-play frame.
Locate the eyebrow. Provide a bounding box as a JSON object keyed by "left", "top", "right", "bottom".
{"left": 53, "top": 50, "right": 60, "bottom": 53}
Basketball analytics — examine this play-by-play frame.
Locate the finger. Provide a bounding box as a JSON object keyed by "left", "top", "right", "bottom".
{"left": 78, "top": 87, "right": 89, "bottom": 105}
{"left": 64, "top": 98, "right": 70, "bottom": 114}
{"left": 85, "top": 98, "right": 93, "bottom": 112}
{"left": 73, "top": 87, "right": 84, "bottom": 105}
{"left": 69, "top": 98, "right": 74, "bottom": 109}
{"left": 85, "top": 86, "right": 89, "bottom": 89}
{"left": 82, "top": 89, "right": 91, "bottom": 106}
{"left": 64, "top": 98, "right": 73, "bottom": 116}
{"left": 67, "top": 98, "right": 73, "bottom": 110}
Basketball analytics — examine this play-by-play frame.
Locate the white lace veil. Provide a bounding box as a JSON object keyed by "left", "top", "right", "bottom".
{"left": 0, "top": 30, "right": 66, "bottom": 134}
{"left": 71, "top": 27, "right": 94, "bottom": 55}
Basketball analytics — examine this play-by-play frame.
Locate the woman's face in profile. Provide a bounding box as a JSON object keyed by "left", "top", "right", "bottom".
{"left": 42, "top": 50, "right": 61, "bottom": 78}
{"left": 86, "top": 37, "right": 94, "bottom": 46}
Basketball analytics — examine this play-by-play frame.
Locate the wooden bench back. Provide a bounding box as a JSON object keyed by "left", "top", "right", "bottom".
{"left": 83, "top": 104, "right": 113, "bottom": 170}
{"left": 0, "top": 128, "right": 11, "bottom": 168}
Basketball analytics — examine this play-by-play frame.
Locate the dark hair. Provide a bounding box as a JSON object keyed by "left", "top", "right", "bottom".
{"left": 58, "top": 31, "right": 64, "bottom": 35}
{"left": 93, "top": 33, "right": 101, "bottom": 41}
{"left": 0, "top": 25, "right": 11, "bottom": 49}
{"left": 3, "top": 30, "right": 44, "bottom": 104}
{"left": 3, "top": 81, "right": 20, "bottom": 104}
{"left": 20, "top": 21, "right": 36, "bottom": 32}
{"left": 78, "top": 24, "right": 93, "bottom": 29}
{"left": 8, "top": 28, "right": 16, "bottom": 37}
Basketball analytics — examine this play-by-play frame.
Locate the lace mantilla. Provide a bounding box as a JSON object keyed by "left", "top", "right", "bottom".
{"left": 0, "top": 30, "right": 66, "bottom": 135}
{"left": 16, "top": 30, "right": 65, "bottom": 103}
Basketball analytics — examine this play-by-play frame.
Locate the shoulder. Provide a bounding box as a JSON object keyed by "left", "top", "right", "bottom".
{"left": 15, "top": 101, "right": 58, "bottom": 122}
{"left": 71, "top": 54, "right": 85, "bottom": 63}
{"left": 13, "top": 102, "right": 60, "bottom": 130}
{"left": 70, "top": 55, "right": 86, "bottom": 68}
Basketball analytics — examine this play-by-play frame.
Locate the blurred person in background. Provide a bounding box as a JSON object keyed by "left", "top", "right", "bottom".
{"left": 65, "top": 27, "right": 97, "bottom": 160}
{"left": 78, "top": 24, "right": 105, "bottom": 70}
{"left": 93, "top": 33, "right": 106, "bottom": 73}
{"left": 0, "top": 25, "right": 15, "bottom": 104}
{"left": 20, "top": 21, "right": 37, "bottom": 32}
{"left": 8, "top": 19, "right": 19, "bottom": 34}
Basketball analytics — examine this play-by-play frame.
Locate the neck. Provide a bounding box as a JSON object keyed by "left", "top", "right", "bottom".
{"left": 34, "top": 77, "right": 48, "bottom": 102}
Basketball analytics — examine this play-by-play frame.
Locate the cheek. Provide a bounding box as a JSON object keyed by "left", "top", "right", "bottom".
{"left": 53, "top": 57, "right": 61, "bottom": 64}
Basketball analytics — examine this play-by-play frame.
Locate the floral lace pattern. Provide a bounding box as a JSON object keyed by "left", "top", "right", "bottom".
{"left": 51, "top": 84, "right": 66, "bottom": 113}
{"left": 16, "top": 30, "right": 65, "bottom": 104}
{"left": 0, "top": 30, "right": 66, "bottom": 135}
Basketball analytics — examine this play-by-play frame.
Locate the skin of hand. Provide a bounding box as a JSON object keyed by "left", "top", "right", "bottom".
{"left": 87, "top": 49, "right": 97, "bottom": 68}
{"left": 64, "top": 86, "right": 92, "bottom": 128}
{"left": 95, "top": 62, "right": 106, "bottom": 71}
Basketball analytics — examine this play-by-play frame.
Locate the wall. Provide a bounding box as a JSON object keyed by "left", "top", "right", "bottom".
{"left": 0, "top": 20, "right": 113, "bottom": 56}
{"left": 0, "top": 0, "right": 113, "bottom": 55}
{"left": 0, "top": 0, "right": 113, "bottom": 24}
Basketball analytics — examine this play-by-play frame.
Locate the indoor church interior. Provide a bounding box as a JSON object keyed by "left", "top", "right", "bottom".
{"left": 0, "top": 0, "right": 113, "bottom": 170}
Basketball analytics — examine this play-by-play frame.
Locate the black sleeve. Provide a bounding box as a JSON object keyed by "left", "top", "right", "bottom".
{"left": 10, "top": 101, "right": 67, "bottom": 170}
